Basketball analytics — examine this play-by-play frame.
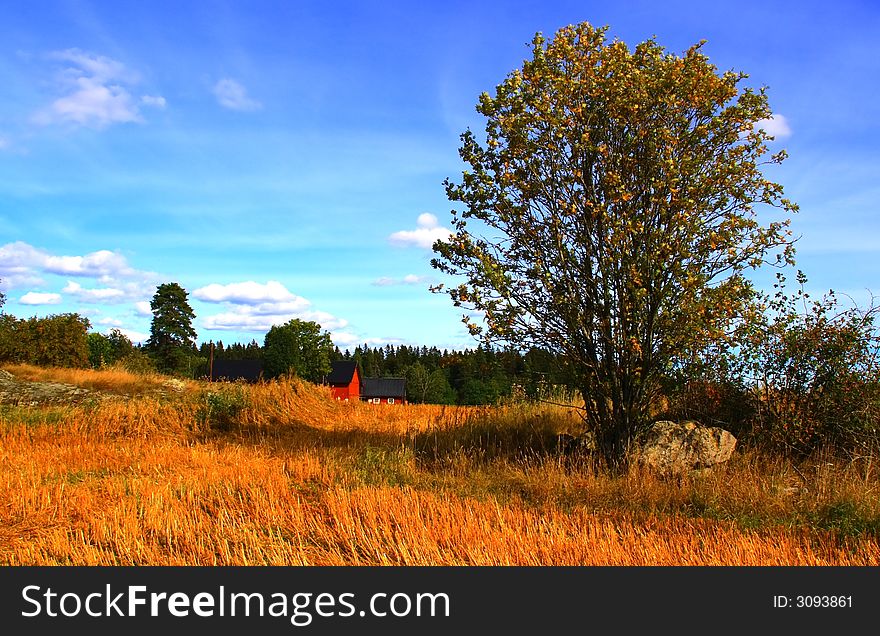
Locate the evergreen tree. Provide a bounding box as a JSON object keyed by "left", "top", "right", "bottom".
{"left": 145, "top": 282, "right": 197, "bottom": 375}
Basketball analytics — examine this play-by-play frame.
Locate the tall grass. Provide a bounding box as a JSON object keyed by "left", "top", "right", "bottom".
{"left": 1, "top": 366, "right": 878, "bottom": 565}
{"left": 2, "top": 362, "right": 189, "bottom": 396}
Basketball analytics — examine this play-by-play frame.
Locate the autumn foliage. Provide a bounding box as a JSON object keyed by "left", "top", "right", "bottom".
{"left": 433, "top": 23, "right": 797, "bottom": 465}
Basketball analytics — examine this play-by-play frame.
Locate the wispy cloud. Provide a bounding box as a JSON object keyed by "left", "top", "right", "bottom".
{"left": 372, "top": 274, "right": 432, "bottom": 286}
{"left": 140, "top": 95, "right": 167, "bottom": 109}
{"left": 388, "top": 213, "right": 452, "bottom": 249}
{"left": 755, "top": 113, "right": 792, "bottom": 139}
{"left": 19, "top": 291, "right": 61, "bottom": 305}
{"left": 213, "top": 78, "right": 262, "bottom": 112}
{"left": 32, "top": 49, "right": 164, "bottom": 129}
{"left": 329, "top": 332, "right": 405, "bottom": 348}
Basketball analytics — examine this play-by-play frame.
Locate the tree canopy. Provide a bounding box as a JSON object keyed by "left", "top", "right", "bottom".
{"left": 0, "top": 312, "right": 91, "bottom": 368}
{"left": 263, "top": 319, "right": 334, "bottom": 381}
{"left": 431, "top": 23, "right": 797, "bottom": 465}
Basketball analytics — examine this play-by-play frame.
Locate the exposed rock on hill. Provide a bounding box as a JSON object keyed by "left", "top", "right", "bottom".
{"left": 0, "top": 369, "right": 97, "bottom": 406}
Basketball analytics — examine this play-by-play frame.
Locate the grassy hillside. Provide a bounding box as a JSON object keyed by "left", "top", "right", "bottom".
{"left": 1, "top": 364, "right": 878, "bottom": 565}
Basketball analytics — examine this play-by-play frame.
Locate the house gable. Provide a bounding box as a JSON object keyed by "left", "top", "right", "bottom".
{"left": 327, "top": 360, "right": 361, "bottom": 401}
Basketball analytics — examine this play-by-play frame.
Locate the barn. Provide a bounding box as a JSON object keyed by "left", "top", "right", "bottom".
{"left": 210, "top": 359, "right": 264, "bottom": 383}
{"left": 361, "top": 377, "right": 407, "bottom": 405}
{"left": 326, "top": 360, "right": 361, "bottom": 401}
{"left": 325, "top": 361, "right": 407, "bottom": 404}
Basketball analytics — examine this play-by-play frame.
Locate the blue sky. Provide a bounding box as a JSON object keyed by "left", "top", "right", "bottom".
{"left": 1, "top": 0, "right": 878, "bottom": 350}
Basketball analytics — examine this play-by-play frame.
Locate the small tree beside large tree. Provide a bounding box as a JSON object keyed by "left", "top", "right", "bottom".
{"left": 431, "top": 23, "right": 797, "bottom": 467}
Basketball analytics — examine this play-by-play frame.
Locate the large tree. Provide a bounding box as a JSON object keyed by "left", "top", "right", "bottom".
{"left": 263, "top": 318, "right": 333, "bottom": 381}
{"left": 146, "top": 282, "right": 197, "bottom": 375}
{"left": 431, "top": 23, "right": 797, "bottom": 466}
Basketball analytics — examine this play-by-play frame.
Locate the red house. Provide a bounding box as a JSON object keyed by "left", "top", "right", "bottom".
{"left": 361, "top": 377, "right": 407, "bottom": 405}
{"left": 326, "top": 361, "right": 360, "bottom": 401}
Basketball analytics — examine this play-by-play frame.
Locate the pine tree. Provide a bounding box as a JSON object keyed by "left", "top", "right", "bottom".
{"left": 145, "top": 282, "right": 197, "bottom": 375}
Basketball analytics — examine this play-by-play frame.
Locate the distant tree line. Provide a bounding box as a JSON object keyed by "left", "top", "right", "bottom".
{"left": 4, "top": 274, "right": 878, "bottom": 458}
{"left": 202, "top": 339, "right": 574, "bottom": 405}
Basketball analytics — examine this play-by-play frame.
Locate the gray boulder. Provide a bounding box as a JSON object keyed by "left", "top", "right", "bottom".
{"left": 633, "top": 420, "right": 736, "bottom": 474}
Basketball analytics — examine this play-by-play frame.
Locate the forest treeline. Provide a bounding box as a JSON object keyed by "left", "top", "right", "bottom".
{"left": 0, "top": 310, "right": 572, "bottom": 406}
{"left": 204, "top": 339, "right": 572, "bottom": 405}
{"left": 3, "top": 289, "right": 880, "bottom": 457}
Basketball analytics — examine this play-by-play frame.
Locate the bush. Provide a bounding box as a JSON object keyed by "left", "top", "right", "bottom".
{"left": 664, "top": 378, "right": 753, "bottom": 438}
{"left": 113, "top": 350, "right": 157, "bottom": 375}
{"left": 733, "top": 274, "right": 880, "bottom": 455}
{"left": 198, "top": 385, "right": 250, "bottom": 431}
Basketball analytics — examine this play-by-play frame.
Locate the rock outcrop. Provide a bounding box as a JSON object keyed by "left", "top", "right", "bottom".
{"left": 633, "top": 420, "right": 737, "bottom": 474}
{"left": 0, "top": 369, "right": 96, "bottom": 406}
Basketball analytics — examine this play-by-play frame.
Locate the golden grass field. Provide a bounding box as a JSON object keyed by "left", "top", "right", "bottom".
{"left": 1, "top": 363, "right": 879, "bottom": 565}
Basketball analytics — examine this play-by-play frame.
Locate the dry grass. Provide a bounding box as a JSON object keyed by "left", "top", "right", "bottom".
{"left": 1, "top": 366, "right": 878, "bottom": 565}
{"left": 1, "top": 362, "right": 190, "bottom": 396}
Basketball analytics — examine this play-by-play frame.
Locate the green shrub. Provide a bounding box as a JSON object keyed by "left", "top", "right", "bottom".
{"left": 114, "top": 350, "right": 157, "bottom": 375}
{"left": 198, "top": 385, "right": 250, "bottom": 431}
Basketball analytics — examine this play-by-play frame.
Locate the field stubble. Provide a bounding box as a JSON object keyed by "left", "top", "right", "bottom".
{"left": 1, "top": 364, "right": 878, "bottom": 565}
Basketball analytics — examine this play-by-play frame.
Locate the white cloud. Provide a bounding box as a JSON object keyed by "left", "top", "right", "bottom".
{"left": 193, "top": 280, "right": 296, "bottom": 304}
{"left": 134, "top": 300, "right": 153, "bottom": 316}
{"left": 329, "top": 331, "right": 362, "bottom": 348}
{"left": 116, "top": 328, "right": 149, "bottom": 344}
{"left": 63, "top": 281, "right": 126, "bottom": 302}
{"left": 372, "top": 273, "right": 431, "bottom": 286}
{"left": 141, "top": 95, "right": 167, "bottom": 109}
{"left": 330, "top": 332, "right": 405, "bottom": 348}
{"left": 0, "top": 136, "right": 9, "bottom": 150}
{"left": 32, "top": 49, "right": 164, "bottom": 129}
{"left": 0, "top": 242, "right": 134, "bottom": 277}
{"left": 46, "top": 249, "right": 134, "bottom": 277}
{"left": 201, "top": 310, "right": 347, "bottom": 333}
{"left": 0, "top": 243, "right": 159, "bottom": 305}
{"left": 19, "top": 291, "right": 61, "bottom": 305}
{"left": 196, "top": 280, "right": 348, "bottom": 333}
{"left": 96, "top": 317, "right": 124, "bottom": 327}
{"left": 213, "top": 78, "right": 262, "bottom": 112}
{"left": 755, "top": 113, "right": 792, "bottom": 139}
{"left": 53, "top": 49, "right": 133, "bottom": 82}
{"left": 0, "top": 270, "right": 44, "bottom": 289}
{"left": 388, "top": 213, "right": 452, "bottom": 249}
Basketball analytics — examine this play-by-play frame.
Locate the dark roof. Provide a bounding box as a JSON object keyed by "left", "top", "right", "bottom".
{"left": 361, "top": 377, "right": 406, "bottom": 399}
{"left": 211, "top": 359, "right": 263, "bottom": 382}
{"left": 327, "top": 360, "right": 358, "bottom": 385}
